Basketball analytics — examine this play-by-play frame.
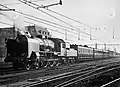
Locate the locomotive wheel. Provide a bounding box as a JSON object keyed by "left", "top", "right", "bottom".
{"left": 50, "top": 61, "right": 55, "bottom": 67}
{"left": 56, "top": 61, "right": 60, "bottom": 66}
{"left": 71, "top": 59, "right": 73, "bottom": 63}
{"left": 44, "top": 61, "right": 49, "bottom": 68}
{"left": 25, "top": 63, "right": 31, "bottom": 70}
{"left": 39, "top": 61, "right": 44, "bottom": 67}
{"left": 35, "top": 59, "right": 39, "bottom": 69}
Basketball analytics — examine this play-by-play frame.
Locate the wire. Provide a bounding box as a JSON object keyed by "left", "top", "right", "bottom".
{"left": 0, "top": 4, "right": 94, "bottom": 40}
{"left": 0, "top": 21, "right": 13, "bottom": 26}
{"left": 0, "top": 4, "right": 75, "bottom": 32}
{"left": 0, "top": 4, "right": 90, "bottom": 37}
{"left": 0, "top": 5, "right": 104, "bottom": 41}
{"left": 45, "top": 9, "right": 99, "bottom": 30}
{"left": 25, "top": 17, "right": 89, "bottom": 39}
{"left": 25, "top": 16, "right": 91, "bottom": 39}
{"left": 4, "top": 0, "right": 97, "bottom": 31}
{"left": 0, "top": 20, "right": 77, "bottom": 39}
{"left": 3, "top": 0, "right": 43, "bottom": 5}
{"left": 24, "top": 16, "right": 78, "bottom": 35}
{"left": 18, "top": 0, "right": 95, "bottom": 37}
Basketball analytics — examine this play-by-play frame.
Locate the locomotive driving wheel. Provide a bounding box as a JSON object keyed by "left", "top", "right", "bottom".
{"left": 34, "top": 59, "right": 39, "bottom": 69}
{"left": 25, "top": 62, "right": 31, "bottom": 70}
{"left": 56, "top": 61, "right": 60, "bottom": 66}
{"left": 50, "top": 61, "right": 55, "bottom": 67}
{"left": 44, "top": 61, "right": 49, "bottom": 68}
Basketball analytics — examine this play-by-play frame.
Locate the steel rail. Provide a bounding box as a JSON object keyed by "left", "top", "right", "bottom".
{"left": 1, "top": 59, "right": 120, "bottom": 86}
{"left": 56, "top": 65, "right": 120, "bottom": 87}
{"left": 19, "top": 62, "right": 120, "bottom": 87}
{"left": 101, "top": 78, "right": 120, "bottom": 87}
{"left": 0, "top": 61, "right": 95, "bottom": 85}
{"left": 0, "top": 58, "right": 115, "bottom": 76}
{"left": 19, "top": 66, "right": 93, "bottom": 87}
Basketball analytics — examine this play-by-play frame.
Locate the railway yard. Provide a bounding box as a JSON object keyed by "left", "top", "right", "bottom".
{"left": 0, "top": 0, "right": 120, "bottom": 87}
{"left": 0, "top": 57, "right": 120, "bottom": 87}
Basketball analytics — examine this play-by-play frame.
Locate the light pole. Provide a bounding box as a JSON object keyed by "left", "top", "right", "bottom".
{"left": 90, "top": 28, "right": 92, "bottom": 40}
{"left": 78, "top": 28, "right": 80, "bottom": 40}
{"left": 75, "top": 26, "right": 85, "bottom": 40}
{"left": 65, "top": 29, "right": 67, "bottom": 41}
{"left": 113, "top": 27, "right": 114, "bottom": 39}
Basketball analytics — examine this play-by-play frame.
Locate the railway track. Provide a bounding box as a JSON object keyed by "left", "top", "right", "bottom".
{"left": 15, "top": 61, "right": 120, "bottom": 87}
{"left": 1, "top": 58, "right": 120, "bottom": 87}
{"left": 0, "top": 61, "right": 95, "bottom": 85}
{"left": 101, "top": 78, "right": 120, "bottom": 87}
{"left": 0, "top": 57, "right": 118, "bottom": 76}
{"left": 57, "top": 64, "right": 120, "bottom": 87}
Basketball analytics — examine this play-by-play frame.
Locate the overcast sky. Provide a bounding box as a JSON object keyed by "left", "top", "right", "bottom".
{"left": 0, "top": 0, "right": 120, "bottom": 52}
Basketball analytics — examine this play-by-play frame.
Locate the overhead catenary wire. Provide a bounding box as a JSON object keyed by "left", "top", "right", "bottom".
{"left": 0, "top": 4, "right": 92, "bottom": 38}
{"left": 24, "top": 16, "right": 78, "bottom": 35}
{"left": 1, "top": 2, "right": 120, "bottom": 49}
{"left": 1, "top": 1, "right": 107, "bottom": 41}
{"left": 46, "top": 9, "right": 99, "bottom": 30}
{"left": 0, "top": 20, "right": 78, "bottom": 40}
{"left": 3, "top": 0, "right": 42, "bottom": 6}
{"left": 0, "top": 4, "right": 95, "bottom": 41}
{"left": 0, "top": 5, "right": 78, "bottom": 39}
{"left": 3, "top": 0, "right": 100, "bottom": 31}
{"left": 18, "top": 0, "right": 95, "bottom": 37}
{"left": 0, "top": 4, "right": 78, "bottom": 33}
{"left": 0, "top": 21, "right": 13, "bottom": 26}
{"left": 0, "top": 4, "right": 82, "bottom": 41}
{"left": 25, "top": 19, "right": 89, "bottom": 40}
{"left": 25, "top": 21, "right": 78, "bottom": 39}
{"left": 25, "top": 16, "right": 91, "bottom": 39}
{"left": 23, "top": 0, "right": 97, "bottom": 31}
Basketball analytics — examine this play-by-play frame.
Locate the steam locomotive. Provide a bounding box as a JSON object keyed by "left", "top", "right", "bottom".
{"left": 4, "top": 25, "right": 120, "bottom": 70}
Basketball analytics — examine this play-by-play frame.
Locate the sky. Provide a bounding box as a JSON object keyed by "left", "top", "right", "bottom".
{"left": 0, "top": 0, "right": 120, "bottom": 52}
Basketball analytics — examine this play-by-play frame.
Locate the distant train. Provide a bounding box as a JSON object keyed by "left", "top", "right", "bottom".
{"left": 4, "top": 33, "right": 120, "bottom": 70}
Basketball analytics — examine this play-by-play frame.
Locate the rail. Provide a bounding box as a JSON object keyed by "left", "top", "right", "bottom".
{"left": 101, "top": 78, "right": 120, "bottom": 87}
{"left": 19, "top": 62, "right": 120, "bottom": 87}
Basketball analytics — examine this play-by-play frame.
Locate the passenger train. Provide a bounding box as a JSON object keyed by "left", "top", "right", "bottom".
{"left": 3, "top": 25, "right": 120, "bottom": 70}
